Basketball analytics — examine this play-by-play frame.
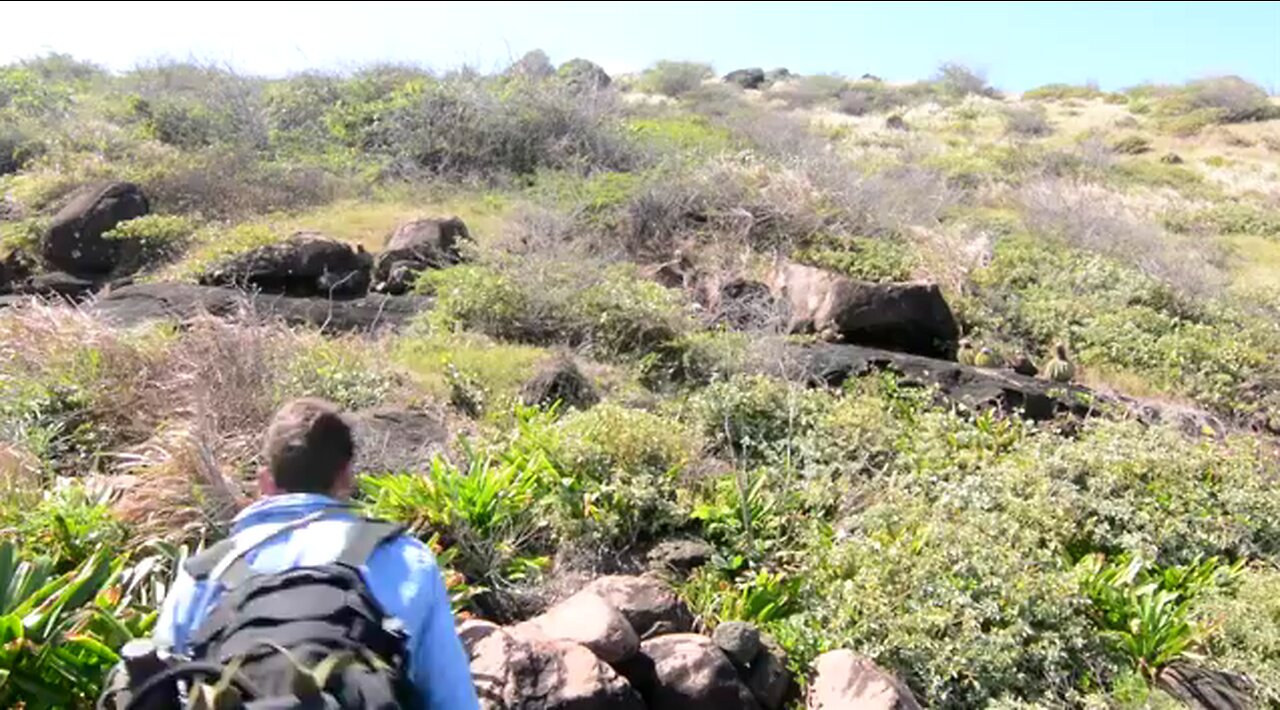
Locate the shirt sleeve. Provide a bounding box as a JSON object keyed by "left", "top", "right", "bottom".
{"left": 409, "top": 560, "right": 480, "bottom": 710}
{"left": 153, "top": 566, "right": 200, "bottom": 654}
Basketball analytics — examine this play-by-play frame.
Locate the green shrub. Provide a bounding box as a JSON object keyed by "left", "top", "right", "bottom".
{"left": 625, "top": 115, "right": 735, "bottom": 156}
{"left": 392, "top": 329, "right": 549, "bottom": 415}
{"left": 769, "top": 74, "right": 848, "bottom": 109}
{"left": 1109, "top": 160, "right": 1210, "bottom": 196}
{"left": 276, "top": 338, "right": 397, "bottom": 411}
{"left": 1163, "top": 203, "right": 1280, "bottom": 238}
{"left": 795, "top": 235, "right": 917, "bottom": 282}
{"left": 1110, "top": 135, "right": 1152, "bottom": 155}
{"left": 102, "top": 214, "right": 197, "bottom": 271}
{"left": 1078, "top": 553, "right": 1243, "bottom": 680}
{"left": 425, "top": 262, "right": 691, "bottom": 359}
{"left": 1002, "top": 105, "right": 1052, "bottom": 137}
{"left": 1023, "top": 84, "right": 1106, "bottom": 101}
{"left": 0, "top": 481, "right": 127, "bottom": 569}
{"left": 1199, "top": 567, "right": 1280, "bottom": 705}
{"left": 636, "top": 61, "right": 713, "bottom": 98}
{"left": 933, "top": 62, "right": 999, "bottom": 102}
{"left": 360, "top": 453, "right": 555, "bottom": 586}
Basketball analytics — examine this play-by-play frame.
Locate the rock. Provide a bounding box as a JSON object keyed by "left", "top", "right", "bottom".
{"left": 861, "top": 73, "right": 883, "bottom": 82}
{"left": 470, "top": 626, "right": 644, "bottom": 710}
{"left": 0, "top": 250, "right": 32, "bottom": 295}
{"left": 807, "top": 650, "right": 920, "bottom": 710}
{"left": 712, "top": 621, "right": 761, "bottom": 666}
{"left": 769, "top": 261, "right": 959, "bottom": 358}
{"left": 200, "top": 232, "right": 372, "bottom": 297}
{"left": 348, "top": 407, "right": 450, "bottom": 475}
{"left": 1161, "top": 152, "right": 1185, "bottom": 165}
{"left": 457, "top": 618, "right": 502, "bottom": 658}
{"left": 885, "top": 115, "right": 909, "bottom": 131}
{"left": 19, "top": 271, "right": 101, "bottom": 299}
{"left": 527, "top": 591, "right": 639, "bottom": 664}
{"left": 372, "top": 218, "right": 470, "bottom": 295}
{"left": 521, "top": 358, "right": 600, "bottom": 411}
{"left": 559, "top": 59, "right": 612, "bottom": 91}
{"left": 582, "top": 575, "right": 694, "bottom": 640}
{"left": 724, "top": 68, "right": 766, "bottom": 90}
{"left": 43, "top": 181, "right": 149, "bottom": 276}
{"left": 646, "top": 538, "right": 714, "bottom": 576}
{"left": 747, "top": 636, "right": 790, "bottom": 710}
{"left": 765, "top": 339, "right": 1240, "bottom": 435}
{"left": 1008, "top": 353, "right": 1039, "bottom": 377}
{"left": 1157, "top": 661, "right": 1255, "bottom": 710}
{"left": 626, "top": 634, "right": 760, "bottom": 710}
{"left": 92, "top": 283, "right": 429, "bottom": 333}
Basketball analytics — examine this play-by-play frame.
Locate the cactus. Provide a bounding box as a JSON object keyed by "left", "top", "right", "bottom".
{"left": 1044, "top": 342, "right": 1075, "bottom": 383}
{"left": 957, "top": 338, "right": 976, "bottom": 366}
{"left": 974, "top": 347, "right": 1003, "bottom": 368}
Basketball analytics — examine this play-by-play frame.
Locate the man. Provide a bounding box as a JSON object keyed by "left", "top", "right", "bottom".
{"left": 153, "top": 398, "right": 479, "bottom": 709}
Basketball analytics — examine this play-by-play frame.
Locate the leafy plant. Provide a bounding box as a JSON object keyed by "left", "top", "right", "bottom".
{"left": 1077, "top": 553, "right": 1243, "bottom": 680}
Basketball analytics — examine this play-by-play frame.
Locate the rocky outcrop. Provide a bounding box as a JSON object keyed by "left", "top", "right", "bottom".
{"left": 623, "top": 634, "right": 760, "bottom": 710}
{"left": 88, "top": 283, "right": 429, "bottom": 333}
{"left": 372, "top": 218, "right": 470, "bottom": 295}
{"left": 1157, "top": 661, "right": 1255, "bottom": 710}
{"left": 199, "top": 232, "right": 372, "bottom": 297}
{"left": 712, "top": 622, "right": 761, "bottom": 666}
{"left": 770, "top": 261, "right": 958, "bottom": 358}
{"left": 724, "top": 68, "right": 766, "bottom": 90}
{"left": 348, "top": 408, "right": 450, "bottom": 475}
{"left": 521, "top": 358, "right": 600, "bottom": 411}
{"left": 582, "top": 575, "right": 694, "bottom": 640}
{"left": 646, "top": 539, "right": 714, "bottom": 577}
{"left": 521, "top": 590, "right": 639, "bottom": 664}
{"left": 470, "top": 626, "right": 645, "bottom": 710}
{"left": 43, "top": 181, "right": 149, "bottom": 276}
{"left": 807, "top": 650, "right": 921, "bottom": 710}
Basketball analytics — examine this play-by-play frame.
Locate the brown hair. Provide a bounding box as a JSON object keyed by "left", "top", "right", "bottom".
{"left": 262, "top": 398, "right": 355, "bottom": 494}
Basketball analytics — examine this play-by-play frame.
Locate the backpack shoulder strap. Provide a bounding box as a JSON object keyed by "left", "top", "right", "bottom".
{"left": 335, "top": 519, "right": 406, "bottom": 568}
{"left": 183, "top": 538, "right": 237, "bottom": 580}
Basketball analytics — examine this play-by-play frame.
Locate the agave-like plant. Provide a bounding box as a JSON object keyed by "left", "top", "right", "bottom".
{"left": 0, "top": 541, "right": 168, "bottom": 708}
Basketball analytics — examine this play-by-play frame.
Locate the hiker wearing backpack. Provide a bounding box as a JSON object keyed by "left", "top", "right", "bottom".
{"left": 120, "top": 398, "right": 479, "bottom": 709}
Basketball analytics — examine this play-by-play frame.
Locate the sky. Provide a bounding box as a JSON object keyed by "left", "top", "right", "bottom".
{"left": 2, "top": 1, "right": 1278, "bottom": 91}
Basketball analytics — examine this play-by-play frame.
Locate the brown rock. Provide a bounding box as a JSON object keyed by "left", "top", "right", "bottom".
{"left": 747, "top": 636, "right": 791, "bottom": 710}
{"left": 582, "top": 575, "right": 694, "bottom": 639}
{"left": 807, "top": 650, "right": 920, "bottom": 710}
{"left": 372, "top": 217, "right": 470, "bottom": 294}
{"left": 199, "top": 232, "right": 372, "bottom": 297}
{"left": 1157, "top": 661, "right": 1255, "bottom": 710}
{"left": 521, "top": 358, "right": 600, "bottom": 411}
{"left": 628, "top": 634, "right": 760, "bottom": 710}
{"left": 769, "top": 261, "right": 958, "bottom": 358}
{"left": 527, "top": 591, "right": 640, "bottom": 664}
{"left": 43, "top": 181, "right": 149, "bottom": 276}
{"left": 470, "top": 626, "right": 644, "bottom": 710}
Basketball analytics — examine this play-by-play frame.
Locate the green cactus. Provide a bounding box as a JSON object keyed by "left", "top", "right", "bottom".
{"left": 974, "top": 347, "right": 1003, "bottom": 368}
{"left": 1045, "top": 342, "right": 1075, "bottom": 383}
{"left": 957, "top": 338, "right": 976, "bottom": 366}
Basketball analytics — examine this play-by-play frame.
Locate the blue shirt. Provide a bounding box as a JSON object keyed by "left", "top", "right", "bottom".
{"left": 153, "top": 493, "right": 479, "bottom": 710}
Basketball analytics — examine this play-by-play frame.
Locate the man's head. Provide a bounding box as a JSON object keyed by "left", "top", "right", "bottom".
{"left": 259, "top": 398, "right": 356, "bottom": 498}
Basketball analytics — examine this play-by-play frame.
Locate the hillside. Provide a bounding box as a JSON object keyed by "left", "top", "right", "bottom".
{"left": 4, "top": 53, "right": 1280, "bottom": 708}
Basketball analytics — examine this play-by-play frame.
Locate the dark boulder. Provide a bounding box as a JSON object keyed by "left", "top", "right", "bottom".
{"left": 348, "top": 407, "right": 450, "bottom": 475}
{"left": 43, "top": 181, "right": 149, "bottom": 276}
{"left": 200, "top": 232, "right": 372, "bottom": 297}
{"left": 646, "top": 538, "right": 715, "bottom": 576}
{"left": 770, "top": 261, "right": 959, "bottom": 358}
{"left": 92, "top": 283, "right": 429, "bottom": 334}
{"left": 521, "top": 358, "right": 600, "bottom": 411}
{"left": 0, "top": 250, "right": 32, "bottom": 295}
{"left": 885, "top": 114, "right": 909, "bottom": 131}
{"left": 470, "top": 626, "right": 644, "bottom": 710}
{"left": 724, "top": 68, "right": 767, "bottom": 90}
{"left": 622, "top": 634, "right": 760, "bottom": 710}
{"left": 712, "top": 621, "right": 761, "bottom": 667}
{"left": 372, "top": 218, "right": 469, "bottom": 295}
{"left": 1157, "top": 662, "right": 1254, "bottom": 710}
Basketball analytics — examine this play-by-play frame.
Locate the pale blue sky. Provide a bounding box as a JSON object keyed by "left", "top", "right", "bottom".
{"left": 3, "top": 1, "right": 1278, "bottom": 91}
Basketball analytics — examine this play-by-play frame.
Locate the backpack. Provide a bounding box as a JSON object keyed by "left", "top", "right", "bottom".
{"left": 113, "top": 517, "right": 413, "bottom": 710}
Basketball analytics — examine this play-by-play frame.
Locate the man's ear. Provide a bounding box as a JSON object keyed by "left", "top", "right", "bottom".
{"left": 258, "top": 466, "right": 279, "bottom": 497}
{"left": 333, "top": 461, "right": 357, "bottom": 500}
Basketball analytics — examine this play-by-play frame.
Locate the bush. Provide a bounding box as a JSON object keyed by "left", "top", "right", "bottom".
{"left": 794, "top": 234, "right": 917, "bottom": 282}
{"left": 769, "top": 74, "right": 848, "bottom": 109}
{"left": 1023, "top": 83, "right": 1106, "bottom": 101}
{"left": 1002, "top": 105, "right": 1052, "bottom": 137}
{"left": 102, "top": 214, "right": 197, "bottom": 271}
{"left": 276, "top": 337, "right": 398, "bottom": 411}
{"left": 1163, "top": 203, "right": 1280, "bottom": 238}
{"left": 425, "top": 262, "right": 692, "bottom": 359}
{"left": 1199, "top": 567, "right": 1280, "bottom": 705}
{"left": 933, "top": 62, "right": 998, "bottom": 102}
{"left": 636, "top": 61, "right": 713, "bottom": 98}
{"left": 1110, "top": 135, "right": 1152, "bottom": 155}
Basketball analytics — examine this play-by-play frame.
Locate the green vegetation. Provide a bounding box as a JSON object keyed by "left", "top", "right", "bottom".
{"left": 4, "top": 50, "right": 1280, "bottom": 709}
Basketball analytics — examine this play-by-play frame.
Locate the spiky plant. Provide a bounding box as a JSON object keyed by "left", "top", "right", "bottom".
{"left": 974, "top": 347, "right": 1003, "bottom": 368}
{"left": 1045, "top": 342, "right": 1075, "bottom": 383}
{"left": 956, "top": 338, "right": 977, "bottom": 366}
